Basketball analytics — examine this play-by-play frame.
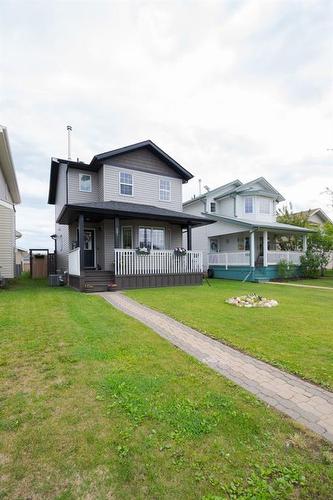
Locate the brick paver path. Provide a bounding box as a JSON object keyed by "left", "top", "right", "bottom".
{"left": 99, "top": 292, "right": 333, "bottom": 443}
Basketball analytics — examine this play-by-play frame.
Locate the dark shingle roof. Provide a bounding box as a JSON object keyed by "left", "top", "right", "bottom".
{"left": 57, "top": 200, "right": 214, "bottom": 227}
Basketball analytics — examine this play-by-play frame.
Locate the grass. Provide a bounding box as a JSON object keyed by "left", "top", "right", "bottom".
{"left": 127, "top": 279, "right": 333, "bottom": 390}
{"left": 287, "top": 274, "right": 333, "bottom": 288}
{"left": 0, "top": 276, "right": 332, "bottom": 498}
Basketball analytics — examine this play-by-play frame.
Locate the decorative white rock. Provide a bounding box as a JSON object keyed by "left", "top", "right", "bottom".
{"left": 225, "top": 293, "right": 278, "bottom": 308}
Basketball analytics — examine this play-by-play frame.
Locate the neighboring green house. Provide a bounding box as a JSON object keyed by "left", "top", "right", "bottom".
{"left": 183, "top": 177, "right": 312, "bottom": 282}
{"left": 0, "top": 126, "right": 21, "bottom": 282}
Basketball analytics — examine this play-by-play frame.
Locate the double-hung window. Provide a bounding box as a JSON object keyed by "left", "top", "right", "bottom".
{"left": 259, "top": 198, "right": 271, "bottom": 214}
{"left": 159, "top": 179, "right": 171, "bottom": 201}
{"left": 139, "top": 227, "right": 165, "bottom": 250}
{"left": 119, "top": 172, "right": 133, "bottom": 196}
{"left": 79, "top": 173, "right": 92, "bottom": 192}
{"left": 210, "top": 202, "right": 216, "bottom": 213}
{"left": 244, "top": 196, "right": 254, "bottom": 214}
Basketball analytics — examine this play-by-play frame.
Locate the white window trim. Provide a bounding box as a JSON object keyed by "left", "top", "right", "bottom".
{"left": 119, "top": 171, "right": 134, "bottom": 197}
{"left": 121, "top": 226, "right": 133, "bottom": 248}
{"left": 79, "top": 172, "right": 92, "bottom": 193}
{"left": 244, "top": 196, "right": 254, "bottom": 214}
{"left": 159, "top": 178, "right": 171, "bottom": 202}
{"left": 138, "top": 226, "right": 166, "bottom": 250}
{"left": 210, "top": 202, "right": 216, "bottom": 213}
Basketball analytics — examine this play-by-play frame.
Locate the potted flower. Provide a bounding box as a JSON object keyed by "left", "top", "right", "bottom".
{"left": 174, "top": 247, "right": 187, "bottom": 256}
{"left": 136, "top": 247, "right": 151, "bottom": 256}
{"left": 107, "top": 281, "right": 118, "bottom": 292}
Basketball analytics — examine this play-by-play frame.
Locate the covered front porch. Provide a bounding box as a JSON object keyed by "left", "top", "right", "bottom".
{"left": 208, "top": 226, "right": 311, "bottom": 282}
{"left": 58, "top": 201, "right": 212, "bottom": 291}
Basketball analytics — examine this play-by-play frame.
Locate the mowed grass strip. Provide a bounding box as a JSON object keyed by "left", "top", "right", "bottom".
{"left": 0, "top": 276, "right": 332, "bottom": 499}
{"left": 127, "top": 279, "right": 333, "bottom": 390}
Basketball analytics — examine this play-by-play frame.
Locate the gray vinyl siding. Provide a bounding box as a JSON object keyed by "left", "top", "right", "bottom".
{"left": 55, "top": 163, "right": 69, "bottom": 271}
{"left": 103, "top": 219, "right": 115, "bottom": 271}
{"left": 104, "top": 148, "right": 183, "bottom": 179}
{"left": 0, "top": 167, "right": 13, "bottom": 204}
{"left": 0, "top": 203, "right": 15, "bottom": 278}
{"left": 103, "top": 165, "right": 183, "bottom": 211}
{"left": 67, "top": 168, "right": 100, "bottom": 204}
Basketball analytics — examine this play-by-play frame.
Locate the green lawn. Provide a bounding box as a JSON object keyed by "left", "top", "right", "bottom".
{"left": 1, "top": 277, "right": 333, "bottom": 498}
{"left": 127, "top": 279, "right": 333, "bottom": 390}
{"left": 287, "top": 277, "right": 333, "bottom": 288}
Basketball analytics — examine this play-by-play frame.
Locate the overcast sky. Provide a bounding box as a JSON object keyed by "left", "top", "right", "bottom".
{"left": 1, "top": 0, "right": 332, "bottom": 251}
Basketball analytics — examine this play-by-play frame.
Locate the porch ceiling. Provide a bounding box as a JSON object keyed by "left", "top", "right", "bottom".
{"left": 57, "top": 201, "right": 215, "bottom": 227}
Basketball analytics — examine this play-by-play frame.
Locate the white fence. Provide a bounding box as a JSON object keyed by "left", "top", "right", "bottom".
{"left": 68, "top": 247, "right": 80, "bottom": 276}
{"left": 115, "top": 249, "right": 203, "bottom": 276}
{"left": 208, "top": 251, "right": 250, "bottom": 269}
{"left": 267, "top": 251, "right": 303, "bottom": 265}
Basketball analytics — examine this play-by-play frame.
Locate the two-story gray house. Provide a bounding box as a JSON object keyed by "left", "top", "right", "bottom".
{"left": 48, "top": 140, "right": 212, "bottom": 291}
{"left": 0, "top": 125, "right": 21, "bottom": 282}
{"left": 183, "top": 177, "right": 312, "bottom": 282}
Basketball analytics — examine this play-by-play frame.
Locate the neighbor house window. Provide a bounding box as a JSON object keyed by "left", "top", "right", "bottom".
{"left": 119, "top": 172, "right": 133, "bottom": 196}
{"left": 159, "top": 179, "right": 171, "bottom": 201}
{"left": 210, "top": 202, "right": 216, "bottom": 213}
{"left": 139, "top": 227, "right": 165, "bottom": 250}
{"left": 259, "top": 198, "right": 272, "bottom": 214}
{"left": 79, "top": 173, "right": 92, "bottom": 192}
{"left": 244, "top": 196, "right": 254, "bottom": 214}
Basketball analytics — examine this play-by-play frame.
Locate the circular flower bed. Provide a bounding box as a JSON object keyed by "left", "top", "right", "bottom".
{"left": 225, "top": 293, "right": 278, "bottom": 308}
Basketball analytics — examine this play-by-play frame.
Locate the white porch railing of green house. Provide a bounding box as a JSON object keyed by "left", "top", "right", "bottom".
{"left": 208, "top": 251, "right": 250, "bottom": 269}
{"left": 267, "top": 250, "right": 304, "bottom": 266}
{"left": 68, "top": 247, "right": 80, "bottom": 276}
{"left": 114, "top": 249, "right": 203, "bottom": 276}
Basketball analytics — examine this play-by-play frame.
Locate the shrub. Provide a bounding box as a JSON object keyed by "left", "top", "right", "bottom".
{"left": 300, "top": 250, "right": 321, "bottom": 278}
{"left": 278, "top": 259, "right": 296, "bottom": 279}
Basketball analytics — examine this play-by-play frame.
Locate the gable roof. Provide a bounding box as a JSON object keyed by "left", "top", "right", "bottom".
{"left": 91, "top": 140, "right": 193, "bottom": 181}
{"left": 234, "top": 177, "right": 285, "bottom": 202}
{"left": 293, "top": 208, "right": 332, "bottom": 224}
{"left": 183, "top": 180, "right": 242, "bottom": 206}
{"left": 0, "top": 125, "right": 21, "bottom": 204}
{"left": 48, "top": 140, "right": 193, "bottom": 205}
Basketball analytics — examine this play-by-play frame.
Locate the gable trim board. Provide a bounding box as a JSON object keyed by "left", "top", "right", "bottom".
{"left": 0, "top": 125, "right": 21, "bottom": 204}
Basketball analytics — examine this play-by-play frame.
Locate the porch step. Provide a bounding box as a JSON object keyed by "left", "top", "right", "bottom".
{"left": 83, "top": 271, "right": 114, "bottom": 292}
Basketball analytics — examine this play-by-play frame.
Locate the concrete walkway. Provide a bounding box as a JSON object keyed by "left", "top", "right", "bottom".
{"left": 99, "top": 292, "right": 333, "bottom": 443}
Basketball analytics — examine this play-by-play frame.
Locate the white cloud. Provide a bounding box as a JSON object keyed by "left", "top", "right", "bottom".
{"left": 1, "top": 0, "right": 332, "bottom": 251}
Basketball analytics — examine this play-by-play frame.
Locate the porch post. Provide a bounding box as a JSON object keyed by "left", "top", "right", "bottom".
{"left": 187, "top": 224, "right": 192, "bottom": 250}
{"left": 114, "top": 216, "right": 120, "bottom": 248}
{"left": 303, "top": 234, "right": 308, "bottom": 253}
{"left": 250, "top": 231, "right": 255, "bottom": 268}
{"left": 263, "top": 231, "right": 268, "bottom": 267}
{"left": 78, "top": 214, "right": 85, "bottom": 272}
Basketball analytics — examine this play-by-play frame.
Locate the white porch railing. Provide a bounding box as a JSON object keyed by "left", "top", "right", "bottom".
{"left": 267, "top": 251, "right": 304, "bottom": 265}
{"left": 68, "top": 247, "right": 80, "bottom": 276}
{"left": 208, "top": 251, "right": 250, "bottom": 269}
{"left": 115, "top": 249, "right": 203, "bottom": 276}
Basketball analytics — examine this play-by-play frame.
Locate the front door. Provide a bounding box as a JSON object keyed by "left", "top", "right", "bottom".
{"left": 83, "top": 230, "right": 95, "bottom": 268}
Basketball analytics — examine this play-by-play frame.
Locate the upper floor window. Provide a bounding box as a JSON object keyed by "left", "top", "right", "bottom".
{"left": 259, "top": 198, "right": 272, "bottom": 214}
{"left": 79, "top": 173, "right": 92, "bottom": 193}
{"left": 159, "top": 179, "right": 171, "bottom": 201}
{"left": 210, "top": 202, "right": 216, "bottom": 213}
{"left": 244, "top": 196, "right": 254, "bottom": 214}
{"left": 119, "top": 172, "right": 133, "bottom": 196}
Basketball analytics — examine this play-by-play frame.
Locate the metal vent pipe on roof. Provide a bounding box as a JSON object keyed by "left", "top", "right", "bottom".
{"left": 67, "top": 125, "right": 72, "bottom": 160}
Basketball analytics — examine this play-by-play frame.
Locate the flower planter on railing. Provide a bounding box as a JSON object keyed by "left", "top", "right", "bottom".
{"left": 135, "top": 247, "right": 151, "bottom": 256}
{"left": 174, "top": 247, "right": 187, "bottom": 257}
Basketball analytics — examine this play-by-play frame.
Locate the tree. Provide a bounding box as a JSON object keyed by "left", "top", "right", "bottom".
{"left": 276, "top": 204, "right": 310, "bottom": 251}
{"left": 307, "top": 223, "right": 333, "bottom": 276}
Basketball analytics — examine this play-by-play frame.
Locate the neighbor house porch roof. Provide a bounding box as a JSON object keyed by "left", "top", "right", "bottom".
{"left": 207, "top": 214, "right": 314, "bottom": 233}
{"left": 57, "top": 201, "right": 215, "bottom": 227}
